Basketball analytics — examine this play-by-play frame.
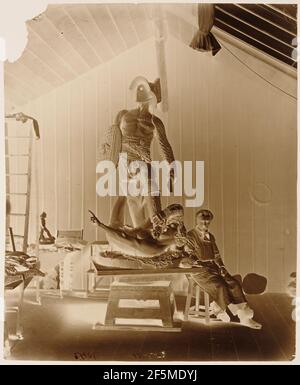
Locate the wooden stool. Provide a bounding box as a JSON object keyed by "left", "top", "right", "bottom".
{"left": 98, "top": 280, "right": 180, "bottom": 331}
{"left": 184, "top": 275, "right": 212, "bottom": 324}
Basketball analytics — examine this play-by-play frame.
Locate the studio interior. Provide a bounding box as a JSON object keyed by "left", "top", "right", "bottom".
{"left": 3, "top": 3, "right": 297, "bottom": 362}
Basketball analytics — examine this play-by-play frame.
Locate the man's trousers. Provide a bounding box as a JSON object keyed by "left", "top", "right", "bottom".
{"left": 191, "top": 261, "right": 246, "bottom": 310}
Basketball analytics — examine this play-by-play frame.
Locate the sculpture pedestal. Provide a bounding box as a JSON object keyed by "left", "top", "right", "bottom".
{"left": 94, "top": 280, "right": 181, "bottom": 332}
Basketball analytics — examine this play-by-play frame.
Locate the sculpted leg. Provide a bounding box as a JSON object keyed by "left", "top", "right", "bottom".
{"left": 109, "top": 196, "right": 127, "bottom": 228}
{"left": 127, "top": 196, "right": 149, "bottom": 228}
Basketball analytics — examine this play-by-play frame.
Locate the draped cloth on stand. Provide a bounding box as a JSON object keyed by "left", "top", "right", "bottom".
{"left": 190, "top": 4, "right": 221, "bottom": 56}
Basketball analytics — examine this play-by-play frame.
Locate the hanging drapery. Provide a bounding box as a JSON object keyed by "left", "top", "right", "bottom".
{"left": 190, "top": 4, "right": 221, "bottom": 56}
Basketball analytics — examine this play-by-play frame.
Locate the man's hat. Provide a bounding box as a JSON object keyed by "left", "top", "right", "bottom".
{"left": 242, "top": 273, "right": 267, "bottom": 295}
{"left": 196, "top": 209, "right": 214, "bottom": 221}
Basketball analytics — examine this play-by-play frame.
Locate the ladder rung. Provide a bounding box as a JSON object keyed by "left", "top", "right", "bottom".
{"left": 5, "top": 154, "right": 29, "bottom": 157}
{"left": 6, "top": 234, "right": 24, "bottom": 239}
{"left": 5, "top": 136, "right": 30, "bottom": 139}
{"left": 6, "top": 192, "right": 28, "bottom": 196}
{"left": 8, "top": 213, "right": 26, "bottom": 217}
{"left": 6, "top": 173, "right": 28, "bottom": 176}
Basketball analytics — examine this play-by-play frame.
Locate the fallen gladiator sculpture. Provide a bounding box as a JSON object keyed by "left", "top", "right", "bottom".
{"left": 89, "top": 203, "right": 187, "bottom": 260}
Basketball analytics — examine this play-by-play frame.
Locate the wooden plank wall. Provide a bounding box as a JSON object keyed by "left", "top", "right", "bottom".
{"left": 15, "top": 36, "right": 296, "bottom": 292}
{"left": 165, "top": 36, "right": 297, "bottom": 292}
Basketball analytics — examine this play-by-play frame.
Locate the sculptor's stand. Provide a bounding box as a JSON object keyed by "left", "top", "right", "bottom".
{"left": 92, "top": 267, "right": 204, "bottom": 332}
{"left": 94, "top": 280, "right": 181, "bottom": 332}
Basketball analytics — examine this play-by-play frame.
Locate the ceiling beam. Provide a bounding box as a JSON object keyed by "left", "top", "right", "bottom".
{"left": 5, "top": 61, "right": 53, "bottom": 95}
{"left": 4, "top": 71, "right": 40, "bottom": 100}
{"left": 63, "top": 5, "right": 105, "bottom": 65}
{"left": 46, "top": 5, "right": 101, "bottom": 70}
{"left": 20, "top": 50, "right": 64, "bottom": 88}
{"left": 27, "top": 25, "right": 77, "bottom": 82}
{"left": 165, "top": 7, "right": 297, "bottom": 78}
{"left": 234, "top": 4, "right": 296, "bottom": 38}
{"left": 265, "top": 4, "right": 297, "bottom": 22}
{"left": 108, "top": 5, "right": 139, "bottom": 50}
{"left": 67, "top": 4, "right": 114, "bottom": 62}
{"left": 86, "top": 4, "right": 126, "bottom": 57}
{"left": 215, "top": 17, "right": 295, "bottom": 62}
{"left": 28, "top": 14, "right": 88, "bottom": 75}
{"left": 216, "top": 5, "right": 295, "bottom": 49}
{"left": 127, "top": 4, "right": 152, "bottom": 42}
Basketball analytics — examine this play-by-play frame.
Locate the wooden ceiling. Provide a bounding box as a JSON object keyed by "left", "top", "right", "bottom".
{"left": 4, "top": 3, "right": 154, "bottom": 108}
{"left": 4, "top": 3, "right": 298, "bottom": 109}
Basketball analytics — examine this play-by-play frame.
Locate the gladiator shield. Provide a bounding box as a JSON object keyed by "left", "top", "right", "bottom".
{"left": 98, "top": 123, "right": 122, "bottom": 166}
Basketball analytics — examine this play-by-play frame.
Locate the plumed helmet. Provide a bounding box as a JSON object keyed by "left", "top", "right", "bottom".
{"left": 129, "top": 76, "right": 157, "bottom": 103}
{"left": 164, "top": 204, "right": 184, "bottom": 224}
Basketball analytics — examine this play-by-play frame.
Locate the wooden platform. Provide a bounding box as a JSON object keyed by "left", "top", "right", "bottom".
{"left": 98, "top": 280, "right": 181, "bottom": 332}
{"left": 93, "top": 322, "right": 182, "bottom": 332}
{"left": 95, "top": 267, "right": 204, "bottom": 276}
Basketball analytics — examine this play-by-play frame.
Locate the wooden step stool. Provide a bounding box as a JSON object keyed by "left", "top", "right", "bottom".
{"left": 94, "top": 280, "right": 181, "bottom": 332}
{"left": 184, "top": 275, "right": 212, "bottom": 324}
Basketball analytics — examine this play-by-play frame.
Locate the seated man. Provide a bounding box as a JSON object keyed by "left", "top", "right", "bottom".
{"left": 180, "top": 209, "right": 262, "bottom": 329}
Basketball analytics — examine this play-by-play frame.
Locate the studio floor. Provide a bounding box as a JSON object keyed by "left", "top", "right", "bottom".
{"left": 5, "top": 289, "right": 295, "bottom": 362}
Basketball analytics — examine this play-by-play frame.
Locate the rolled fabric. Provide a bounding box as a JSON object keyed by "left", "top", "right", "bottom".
{"left": 190, "top": 4, "right": 221, "bottom": 56}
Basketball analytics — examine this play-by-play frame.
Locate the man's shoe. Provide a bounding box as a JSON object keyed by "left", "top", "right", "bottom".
{"left": 239, "top": 318, "right": 262, "bottom": 330}
{"left": 210, "top": 301, "right": 230, "bottom": 322}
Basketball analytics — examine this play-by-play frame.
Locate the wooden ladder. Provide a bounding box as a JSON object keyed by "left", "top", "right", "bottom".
{"left": 5, "top": 114, "right": 40, "bottom": 253}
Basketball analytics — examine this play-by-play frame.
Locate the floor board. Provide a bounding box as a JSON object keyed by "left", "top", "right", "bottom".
{"left": 5, "top": 290, "right": 296, "bottom": 362}
{"left": 247, "top": 294, "right": 292, "bottom": 361}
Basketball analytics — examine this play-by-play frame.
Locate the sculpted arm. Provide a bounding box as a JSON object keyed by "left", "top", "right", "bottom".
{"left": 154, "top": 116, "right": 175, "bottom": 164}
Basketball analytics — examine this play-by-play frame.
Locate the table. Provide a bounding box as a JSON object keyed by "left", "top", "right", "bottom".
{"left": 4, "top": 273, "right": 35, "bottom": 357}
{"left": 95, "top": 267, "right": 204, "bottom": 276}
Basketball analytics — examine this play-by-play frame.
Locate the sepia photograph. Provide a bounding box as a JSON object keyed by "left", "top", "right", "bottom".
{"left": 0, "top": 0, "right": 298, "bottom": 365}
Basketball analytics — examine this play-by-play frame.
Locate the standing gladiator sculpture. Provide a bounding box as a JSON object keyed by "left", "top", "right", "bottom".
{"left": 93, "top": 76, "right": 181, "bottom": 256}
